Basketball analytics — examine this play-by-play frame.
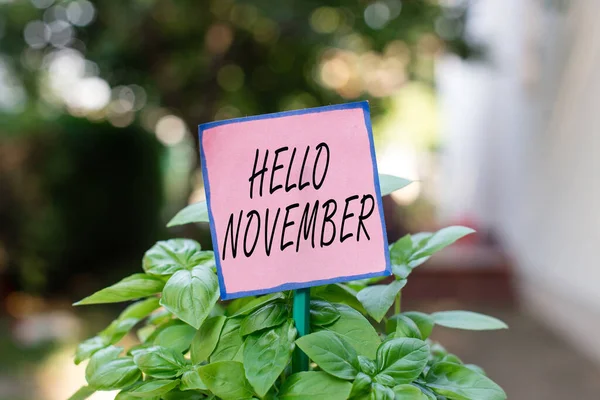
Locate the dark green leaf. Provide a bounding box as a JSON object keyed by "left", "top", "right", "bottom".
{"left": 198, "top": 361, "right": 255, "bottom": 400}
{"left": 391, "top": 315, "right": 422, "bottom": 339}
{"left": 190, "top": 315, "right": 226, "bottom": 364}
{"left": 167, "top": 202, "right": 209, "bottom": 227}
{"left": 74, "top": 274, "right": 165, "bottom": 305}
{"left": 431, "top": 311, "right": 508, "bottom": 331}
{"left": 124, "top": 379, "right": 180, "bottom": 398}
{"left": 311, "top": 284, "right": 366, "bottom": 314}
{"left": 425, "top": 362, "right": 506, "bottom": 400}
{"left": 358, "top": 356, "right": 377, "bottom": 376}
{"left": 143, "top": 239, "right": 212, "bottom": 276}
{"left": 402, "top": 312, "right": 435, "bottom": 339}
{"left": 392, "top": 384, "right": 429, "bottom": 399}
{"left": 75, "top": 336, "right": 107, "bottom": 365}
{"left": 153, "top": 323, "right": 197, "bottom": 353}
{"left": 162, "top": 389, "right": 205, "bottom": 400}
{"left": 370, "top": 383, "right": 395, "bottom": 400}
{"left": 411, "top": 227, "right": 474, "bottom": 259}
{"left": 132, "top": 346, "right": 187, "bottom": 379}
{"left": 210, "top": 318, "right": 244, "bottom": 362}
{"left": 319, "top": 304, "right": 381, "bottom": 359}
{"left": 310, "top": 299, "right": 341, "bottom": 327}
{"left": 379, "top": 174, "right": 412, "bottom": 196}
{"left": 67, "top": 386, "right": 95, "bottom": 400}
{"left": 231, "top": 292, "right": 285, "bottom": 317}
{"left": 350, "top": 372, "right": 372, "bottom": 398}
{"left": 279, "top": 371, "right": 352, "bottom": 400}
{"left": 160, "top": 265, "right": 220, "bottom": 329}
{"left": 180, "top": 369, "right": 208, "bottom": 391}
{"left": 357, "top": 280, "right": 407, "bottom": 323}
{"left": 244, "top": 320, "right": 296, "bottom": 397}
{"left": 296, "top": 330, "right": 359, "bottom": 380}
{"left": 375, "top": 338, "right": 429, "bottom": 384}
{"left": 240, "top": 302, "right": 288, "bottom": 336}
{"left": 85, "top": 346, "right": 141, "bottom": 390}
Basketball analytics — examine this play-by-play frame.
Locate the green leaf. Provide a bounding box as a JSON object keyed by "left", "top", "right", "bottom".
{"left": 379, "top": 174, "right": 412, "bottom": 196}
{"left": 231, "top": 292, "right": 285, "bottom": 317}
{"left": 441, "top": 354, "right": 462, "bottom": 365}
{"left": 392, "top": 384, "right": 429, "bottom": 399}
{"left": 74, "top": 274, "right": 165, "bottom": 305}
{"left": 67, "top": 386, "right": 95, "bottom": 400}
{"left": 390, "top": 315, "right": 422, "bottom": 339}
{"left": 120, "top": 297, "right": 162, "bottom": 320}
{"left": 240, "top": 302, "right": 288, "bottom": 336}
{"left": 402, "top": 312, "right": 435, "bottom": 339}
{"left": 167, "top": 202, "right": 209, "bottom": 227}
{"left": 148, "top": 308, "right": 173, "bottom": 325}
{"left": 132, "top": 346, "right": 187, "bottom": 379}
{"left": 350, "top": 372, "right": 372, "bottom": 398}
{"left": 431, "top": 311, "right": 508, "bottom": 331}
{"left": 124, "top": 380, "right": 180, "bottom": 398}
{"left": 244, "top": 320, "right": 296, "bottom": 397}
{"left": 310, "top": 299, "right": 341, "bottom": 327}
{"left": 160, "top": 265, "right": 220, "bottom": 329}
{"left": 153, "top": 323, "right": 197, "bottom": 353}
{"left": 75, "top": 336, "right": 107, "bottom": 365}
{"left": 85, "top": 346, "right": 141, "bottom": 390}
{"left": 389, "top": 235, "right": 414, "bottom": 279}
{"left": 465, "top": 364, "right": 486, "bottom": 376}
{"left": 210, "top": 318, "right": 244, "bottom": 362}
{"left": 370, "top": 383, "right": 395, "bottom": 400}
{"left": 279, "top": 371, "right": 352, "bottom": 400}
{"left": 425, "top": 362, "right": 506, "bottom": 400}
{"left": 100, "top": 318, "right": 139, "bottom": 344}
{"left": 318, "top": 304, "right": 381, "bottom": 359}
{"left": 198, "top": 361, "right": 255, "bottom": 400}
{"left": 357, "top": 280, "right": 407, "bottom": 323}
{"left": 375, "top": 338, "right": 429, "bottom": 384}
{"left": 190, "top": 315, "right": 226, "bottom": 364}
{"left": 143, "top": 239, "right": 212, "bottom": 276}
{"left": 311, "top": 284, "right": 365, "bottom": 314}
{"left": 296, "top": 331, "right": 359, "bottom": 380}
{"left": 373, "top": 373, "right": 396, "bottom": 387}
{"left": 162, "top": 389, "right": 205, "bottom": 400}
{"left": 180, "top": 369, "right": 208, "bottom": 391}
{"left": 358, "top": 356, "right": 377, "bottom": 376}
{"left": 411, "top": 226, "right": 474, "bottom": 259}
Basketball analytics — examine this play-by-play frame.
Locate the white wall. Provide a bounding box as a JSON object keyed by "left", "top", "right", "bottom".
{"left": 438, "top": 0, "right": 600, "bottom": 362}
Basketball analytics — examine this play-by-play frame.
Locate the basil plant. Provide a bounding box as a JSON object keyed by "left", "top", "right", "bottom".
{"left": 70, "top": 176, "right": 508, "bottom": 400}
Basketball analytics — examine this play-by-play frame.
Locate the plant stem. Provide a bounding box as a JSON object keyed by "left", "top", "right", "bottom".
{"left": 394, "top": 291, "right": 402, "bottom": 314}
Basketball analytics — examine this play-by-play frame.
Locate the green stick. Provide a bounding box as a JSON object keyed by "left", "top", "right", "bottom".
{"left": 292, "top": 287, "right": 310, "bottom": 372}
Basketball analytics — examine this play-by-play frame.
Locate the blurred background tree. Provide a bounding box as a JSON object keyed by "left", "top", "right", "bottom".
{"left": 0, "top": 0, "right": 471, "bottom": 299}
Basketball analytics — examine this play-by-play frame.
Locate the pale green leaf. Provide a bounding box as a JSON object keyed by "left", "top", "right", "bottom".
{"left": 85, "top": 346, "right": 141, "bottom": 390}
{"left": 67, "top": 386, "right": 95, "bottom": 400}
{"left": 180, "top": 369, "right": 208, "bottom": 391}
{"left": 210, "top": 318, "right": 244, "bottom": 362}
{"left": 357, "top": 280, "right": 407, "bottom": 322}
{"left": 370, "top": 383, "right": 395, "bottom": 400}
{"left": 402, "top": 312, "right": 435, "bottom": 339}
{"left": 375, "top": 338, "right": 429, "bottom": 384}
{"left": 74, "top": 274, "right": 165, "bottom": 305}
{"left": 124, "top": 379, "right": 180, "bottom": 398}
{"left": 411, "top": 226, "right": 474, "bottom": 259}
{"left": 230, "top": 292, "right": 285, "bottom": 317}
{"left": 244, "top": 320, "right": 296, "bottom": 397}
{"left": 153, "top": 323, "right": 197, "bottom": 353}
{"left": 160, "top": 265, "right": 220, "bottom": 329}
{"left": 240, "top": 302, "right": 288, "bottom": 336}
{"left": 190, "top": 315, "right": 226, "bottom": 364}
{"left": 167, "top": 202, "right": 209, "bottom": 227}
{"left": 279, "top": 371, "right": 352, "bottom": 400}
{"left": 318, "top": 304, "right": 380, "bottom": 359}
{"left": 425, "top": 362, "right": 506, "bottom": 400}
{"left": 295, "top": 331, "right": 359, "bottom": 380}
{"left": 379, "top": 174, "right": 412, "bottom": 196}
{"left": 132, "top": 346, "right": 186, "bottom": 379}
{"left": 392, "top": 384, "right": 429, "bottom": 399}
{"left": 143, "top": 239, "right": 213, "bottom": 276}
{"left": 431, "top": 311, "right": 508, "bottom": 331}
{"left": 198, "top": 361, "right": 255, "bottom": 400}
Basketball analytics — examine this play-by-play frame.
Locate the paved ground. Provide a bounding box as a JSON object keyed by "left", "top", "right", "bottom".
{"left": 425, "top": 305, "right": 600, "bottom": 399}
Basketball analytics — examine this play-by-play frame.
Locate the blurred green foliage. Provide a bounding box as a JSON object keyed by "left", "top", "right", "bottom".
{"left": 0, "top": 0, "right": 472, "bottom": 296}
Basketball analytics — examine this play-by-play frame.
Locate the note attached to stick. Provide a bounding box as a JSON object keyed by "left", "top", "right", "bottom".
{"left": 199, "top": 101, "right": 391, "bottom": 299}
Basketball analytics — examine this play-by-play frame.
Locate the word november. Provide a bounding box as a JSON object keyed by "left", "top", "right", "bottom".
{"left": 221, "top": 143, "right": 376, "bottom": 260}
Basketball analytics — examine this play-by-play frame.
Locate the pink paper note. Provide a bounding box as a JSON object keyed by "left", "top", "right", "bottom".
{"left": 200, "top": 101, "right": 390, "bottom": 299}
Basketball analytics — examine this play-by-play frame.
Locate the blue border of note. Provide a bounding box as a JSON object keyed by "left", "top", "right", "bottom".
{"left": 199, "top": 101, "right": 391, "bottom": 300}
